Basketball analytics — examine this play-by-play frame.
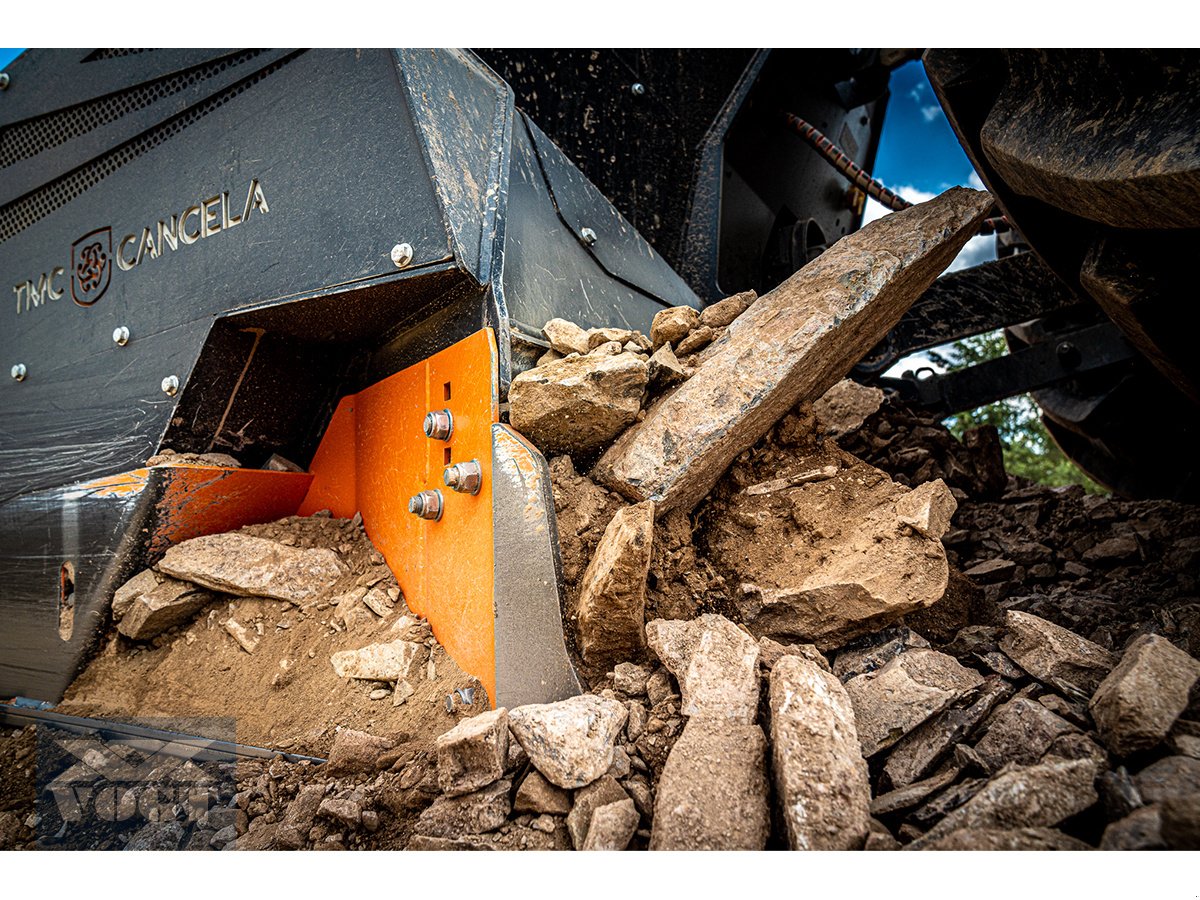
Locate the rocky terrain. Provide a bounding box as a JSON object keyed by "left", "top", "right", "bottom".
{"left": 3, "top": 187, "right": 1199, "bottom": 851}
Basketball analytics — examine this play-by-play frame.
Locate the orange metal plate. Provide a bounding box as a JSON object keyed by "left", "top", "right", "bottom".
{"left": 300, "top": 330, "right": 500, "bottom": 702}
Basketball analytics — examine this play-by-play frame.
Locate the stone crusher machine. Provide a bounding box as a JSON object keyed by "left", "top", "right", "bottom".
{"left": 1, "top": 49, "right": 1196, "bottom": 711}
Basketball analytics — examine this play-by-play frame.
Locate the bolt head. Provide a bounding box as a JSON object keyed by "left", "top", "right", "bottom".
{"left": 630, "top": 82, "right": 645, "bottom": 96}
{"left": 10, "top": 363, "right": 26, "bottom": 381}
{"left": 409, "top": 490, "right": 443, "bottom": 521}
{"left": 423, "top": 409, "right": 454, "bottom": 441}
{"left": 0, "top": 73, "right": 9, "bottom": 91}
{"left": 112, "top": 326, "right": 130, "bottom": 346}
{"left": 580, "top": 227, "right": 598, "bottom": 246}
{"left": 161, "top": 375, "right": 180, "bottom": 396}
{"left": 390, "top": 242, "right": 414, "bottom": 269}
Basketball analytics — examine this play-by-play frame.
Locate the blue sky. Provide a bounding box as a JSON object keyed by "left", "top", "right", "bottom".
{"left": 0, "top": 48, "right": 20, "bottom": 68}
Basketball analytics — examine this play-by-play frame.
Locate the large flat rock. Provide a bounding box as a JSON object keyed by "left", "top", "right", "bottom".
{"left": 1000, "top": 610, "right": 1118, "bottom": 700}
{"left": 592, "top": 188, "right": 993, "bottom": 515}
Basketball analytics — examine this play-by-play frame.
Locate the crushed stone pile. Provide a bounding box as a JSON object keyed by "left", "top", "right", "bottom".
{"left": 3, "top": 187, "right": 1199, "bottom": 851}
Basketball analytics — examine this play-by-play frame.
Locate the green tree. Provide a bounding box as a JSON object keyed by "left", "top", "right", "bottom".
{"left": 927, "top": 331, "right": 1105, "bottom": 493}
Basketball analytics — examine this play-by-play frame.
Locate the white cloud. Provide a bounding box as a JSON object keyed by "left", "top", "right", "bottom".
{"left": 862, "top": 175, "right": 997, "bottom": 273}
{"left": 920, "top": 104, "right": 941, "bottom": 123}
{"left": 967, "top": 170, "right": 986, "bottom": 190}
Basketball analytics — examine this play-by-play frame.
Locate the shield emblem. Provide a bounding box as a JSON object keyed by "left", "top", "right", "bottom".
{"left": 71, "top": 226, "right": 113, "bottom": 306}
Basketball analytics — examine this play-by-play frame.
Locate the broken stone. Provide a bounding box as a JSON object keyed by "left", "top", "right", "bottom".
{"left": 769, "top": 655, "right": 871, "bottom": 850}
{"left": 1100, "top": 805, "right": 1165, "bottom": 850}
{"left": 361, "top": 587, "right": 393, "bottom": 618}
{"left": 1161, "top": 794, "right": 1200, "bottom": 850}
{"left": 509, "top": 352, "right": 649, "bottom": 455}
{"left": 813, "top": 379, "right": 885, "bottom": 438}
{"left": 973, "top": 697, "right": 1077, "bottom": 772}
{"left": 537, "top": 348, "right": 563, "bottom": 367}
{"left": 645, "top": 614, "right": 759, "bottom": 724}
{"left": 576, "top": 501, "right": 654, "bottom": 670}
{"left": 590, "top": 340, "right": 624, "bottom": 357}
{"left": 650, "top": 306, "right": 700, "bottom": 350}
{"left": 879, "top": 676, "right": 1012, "bottom": 791}
{"left": 757, "top": 637, "right": 830, "bottom": 673}
{"left": 698, "top": 290, "right": 754, "bottom": 328}
{"left": 224, "top": 618, "right": 259, "bottom": 654}
{"left": 1083, "top": 535, "right": 1140, "bottom": 564}
{"left": 436, "top": 708, "right": 510, "bottom": 797}
{"left": 317, "top": 797, "right": 361, "bottom": 829}
{"left": 327, "top": 729, "right": 395, "bottom": 775}
{"left": 844, "top": 649, "right": 985, "bottom": 757}
{"left": 330, "top": 639, "right": 422, "bottom": 682}
{"left": 650, "top": 718, "right": 769, "bottom": 850}
{"left": 612, "top": 662, "right": 650, "bottom": 696}
{"left": 647, "top": 343, "right": 688, "bottom": 388}
{"left": 392, "top": 680, "right": 415, "bottom": 706}
{"left": 588, "top": 327, "right": 646, "bottom": 351}
{"left": 283, "top": 784, "right": 326, "bottom": 832}
{"left": 832, "top": 627, "right": 930, "bottom": 681}
{"left": 414, "top": 779, "right": 512, "bottom": 837}
{"left": 1134, "top": 756, "right": 1200, "bottom": 805}
{"left": 111, "top": 569, "right": 162, "bottom": 622}
{"left": 592, "top": 188, "right": 993, "bottom": 515}
{"left": 963, "top": 558, "right": 1018, "bottom": 583}
{"left": 895, "top": 479, "right": 958, "bottom": 540}
{"left": 582, "top": 799, "right": 639, "bottom": 851}
{"left": 117, "top": 578, "right": 217, "bottom": 641}
{"left": 509, "top": 695, "right": 628, "bottom": 789}
{"left": 566, "top": 775, "right": 629, "bottom": 849}
{"left": 916, "top": 756, "right": 1099, "bottom": 846}
{"left": 923, "top": 827, "right": 1093, "bottom": 851}
{"left": 157, "top": 532, "right": 344, "bottom": 604}
{"left": 405, "top": 835, "right": 494, "bottom": 851}
{"left": 645, "top": 668, "right": 675, "bottom": 706}
{"left": 1090, "top": 633, "right": 1200, "bottom": 757}
{"left": 675, "top": 325, "right": 715, "bottom": 356}
{"left": 728, "top": 470, "right": 956, "bottom": 650}
{"left": 1000, "top": 610, "right": 1118, "bottom": 700}
{"left": 870, "top": 764, "right": 962, "bottom": 817}
{"left": 513, "top": 770, "right": 571, "bottom": 816}
{"left": 542, "top": 318, "right": 591, "bottom": 356}
{"left": 865, "top": 818, "right": 901, "bottom": 851}
{"left": 742, "top": 465, "right": 839, "bottom": 496}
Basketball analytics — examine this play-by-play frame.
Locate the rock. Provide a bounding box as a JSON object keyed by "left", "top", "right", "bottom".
{"left": 436, "top": 708, "right": 510, "bottom": 797}
{"left": 1098, "top": 767, "right": 1143, "bottom": 820}
{"left": 124, "top": 821, "right": 185, "bottom": 851}
{"left": 110, "top": 569, "right": 161, "bottom": 621}
{"left": 699, "top": 291, "right": 754, "bottom": 328}
{"left": 513, "top": 770, "right": 571, "bottom": 816}
{"left": 647, "top": 344, "right": 689, "bottom": 388}
{"left": 542, "top": 318, "right": 591, "bottom": 356}
{"left": 645, "top": 668, "right": 675, "bottom": 706}
{"left": 406, "top": 835, "right": 495, "bottom": 851}
{"left": 1133, "top": 756, "right": 1200, "bottom": 804}
{"left": 509, "top": 352, "right": 649, "bottom": 455}
{"left": 582, "top": 799, "right": 639, "bottom": 850}
{"left": 881, "top": 676, "right": 1011, "bottom": 789}
{"left": 625, "top": 703, "right": 647, "bottom": 742}
{"left": 330, "top": 639, "right": 422, "bottom": 681}
{"left": 612, "top": 662, "right": 650, "bottom": 696}
{"left": 392, "top": 680, "right": 415, "bottom": 706}
{"left": 649, "top": 718, "right": 769, "bottom": 850}
{"left": 973, "top": 697, "right": 1077, "bottom": 772}
{"left": 645, "top": 614, "right": 760, "bottom": 724}
{"left": 813, "top": 379, "right": 885, "bottom": 438}
{"left": 224, "top": 618, "right": 259, "bottom": 654}
{"left": 894, "top": 479, "right": 958, "bottom": 540}
{"left": 832, "top": 627, "right": 930, "bottom": 681}
{"left": 588, "top": 327, "right": 647, "bottom": 351}
{"left": 592, "top": 188, "right": 994, "bottom": 515}
{"left": 865, "top": 818, "right": 901, "bottom": 851}
{"left": 318, "top": 797, "right": 362, "bottom": 828}
{"left": 650, "top": 306, "right": 700, "bottom": 349}
{"left": 1161, "top": 794, "right": 1200, "bottom": 849}
{"left": 675, "top": 325, "right": 715, "bottom": 356}
{"left": 567, "top": 775, "right": 629, "bottom": 849}
{"left": 415, "top": 779, "right": 512, "bottom": 837}
{"left": 916, "top": 756, "right": 1099, "bottom": 846}
{"left": 729, "top": 474, "right": 956, "bottom": 650}
{"left": 590, "top": 340, "right": 624, "bottom": 357}
{"left": 509, "top": 695, "right": 628, "bottom": 789}
{"left": 576, "top": 501, "right": 654, "bottom": 669}
{"left": 1090, "top": 634, "right": 1200, "bottom": 756}
{"left": 769, "top": 655, "right": 871, "bottom": 850}
{"left": 844, "top": 649, "right": 985, "bottom": 757}
{"left": 1100, "top": 805, "right": 1165, "bottom": 850}
{"left": 870, "top": 764, "right": 962, "bottom": 817}
{"left": 361, "top": 587, "right": 393, "bottom": 618}
{"left": 1083, "top": 535, "right": 1140, "bottom": 564}
{"left": 1000, "top": 610, "right": 1118, "bottom": 700}
{"left": 923, "top": 827, "right": 1093, "bottom": 851}
{"left": 114, "top": 575, "right": 215, "bottom": 640}
{"left": 757, "top": 637, "right": 830, "bottom": 673}
{"left": 327, "top": 729, "right": 395, "bottom": 775}
{"left": 157, "top": 532, "right": 344, "bottom": 604}
{"left": 908, "top": 778, "right": 987, "bottom": 830}
{"left": 283, "top": 784, "right": 326, "bottom": 832}
{"left": 963, "top": 559, "right": 1017, "bottom": 583}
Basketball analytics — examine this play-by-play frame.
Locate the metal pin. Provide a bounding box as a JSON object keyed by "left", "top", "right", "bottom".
{"left": 409, "top": 490, "right": 443, "bottom": 521}
{"left": 580, "top": 227, "right": 597, "bottom": 246}
{"left": 112, "top": 326, "right": 130, "bottom": 346}
{"left": 423, "top": 409, "right": 453, "bottom": 441}
{"left": 161, "top": 375, "right": 179, "bottom": 396}
{"left": 390, "top": 242, "right": 414, "bottom": 269}
{"left": 10, "top": 363, "right": 26, "bottom": 381}
{"left": 443, "top": 459, "right": 482, "bottom": 495}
